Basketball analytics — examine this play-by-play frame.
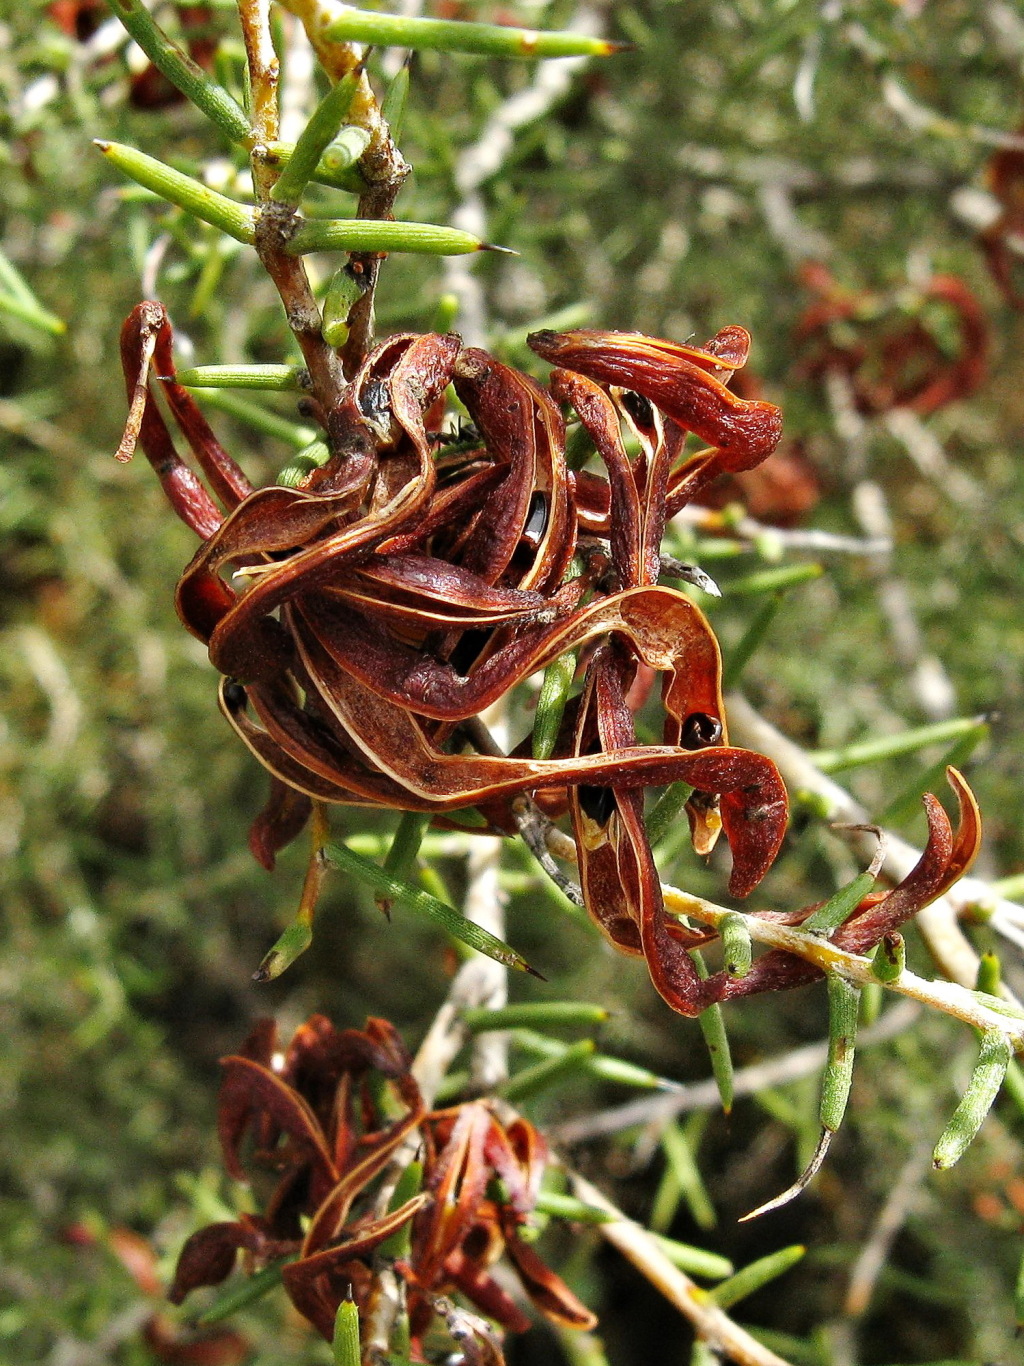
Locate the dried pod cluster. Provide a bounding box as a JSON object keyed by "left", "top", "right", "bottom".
{"left": 118, "top": 304, "right": 981, "bottom": 1016}
{"left": 170, "top": 1014, "right": 594, "bottom": 1355}
{"left": 120, "top": 302, "right": 796, "bottom": 1015}
{"left": 794, "top": 263, "right": 988, "bottom": 417}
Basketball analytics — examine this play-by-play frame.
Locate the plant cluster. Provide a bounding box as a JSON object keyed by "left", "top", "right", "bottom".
{"left": 89, "top": 2, "right": 1024, "bottom": 1363}
{"left": 170, "top": 1013, "right": 595, "bottom": 1358}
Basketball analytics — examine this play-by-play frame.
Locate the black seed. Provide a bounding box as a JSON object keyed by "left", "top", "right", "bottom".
{"left": 620, "top": 390, "right": 654, "bottom": 429}
{"left": 680, "top": 711, "right": 723, "bottom": 749}
{"left": 578, "top": 784, "right": 616, "bottom": 825}
{"left": 223, "top": 680, "right": 247, "bottom": 710}
{"left": 448, "top": 628, "right": 493, "bottom": 677}
{"left": 359, "top": 376, "right": 390, "bottom": 420}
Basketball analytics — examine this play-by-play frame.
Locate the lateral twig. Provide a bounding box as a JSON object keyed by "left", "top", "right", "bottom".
{"left": 672, "top": 505, "right": 891, "bottom": 558}
{"left": 551, "top": 1001, "right": 920, "bottom": 1144}
{"left": 567, "top": 1171, "right": 795, "bottom": 1366}
{"left": 662, "top": 881, "right": 1024, "bottom": 1043}
{"left": 441, "top": 2, "right": 602, "bottom": 345}
{"left": 842, "top": 1139, "right": 931, "bottom": 1320}
{"left": 510, "top": 795, "right": 585, "bottom": 907}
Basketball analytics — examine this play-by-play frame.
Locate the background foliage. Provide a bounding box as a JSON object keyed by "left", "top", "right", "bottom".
{"left": 4, "top": 1, "right": 1024, "bottom": 1363}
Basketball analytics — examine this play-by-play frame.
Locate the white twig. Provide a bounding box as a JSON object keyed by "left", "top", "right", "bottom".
{"left": 828, "top": 370, "right": 956, "bottom": 721}
{"left": 672, "top": 505, "right": 891, "bottom": 557}
{"left": 792, "top": 29, "right": 822, "bottom": 124}
{"left": 568, "top": 1172, "right": 795, "bottom": 1366}
{"left": 842, "top": 1140, "right": 931, "bottom": 1320}
{"left": 19, "top": 627, "right": 83, "bottom": 755}
{"left": 140, "top": 233, "right": 171, "bottom": 299}
{"left": 660, "top": 882, "right": 1024, "bottom": 1044}
{"left": 550, "top": 1001, "right": 920, "bottom": 1144}
{"left": 443, "top": 4, "right": 602, "bottom": 345}
{"left": 277, "top": 10, "right": 317, "bottom": 145}
{"left": 472, "top": 708, "right": 512, "bottom": 1069}
{"left": 463, "top": 703, "right": 511, "bottom": 1091}
{"left": 882, "top": 408, "right": 983, "bottom": 511}
{"left": 881, "top": 73, "right": 1024, "bottom": 150}
{"left": 757, "top": 179, "right": 832, "bottom": 263}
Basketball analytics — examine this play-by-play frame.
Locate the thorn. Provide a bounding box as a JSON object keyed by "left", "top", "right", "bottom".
{"left": 739, "top": 1128, "right": 833, "bottom": 1222}
{"left": 660, "top": 555, "right": 721, "bottom": 597}
{"left": 480, "top": 243, "right": 518, "bottom": 255}
{"left": 690, "top": 568, "right": 722, "bottom": 598}
{"left": 831, "top": 822, "right": 888, "bottom": 878}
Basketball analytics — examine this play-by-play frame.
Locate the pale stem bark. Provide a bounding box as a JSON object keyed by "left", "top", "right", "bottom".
{"left": 237, "top": 0, "right": 280, "bottom": 155}
{"left": 275, "top": 0, "right": 363, "bottom": 79}
{"left": 824, "top": 366, "right": 956, "bottom": 721}
{"left": 842, "top": 1140, "right": 931, "bottom": 1320}
{"left": 278, "top": 10, "right": 317, "bottom": 146}
{"left": 883, "top": 407, "right": 983, "bottom": 511}
{"left": 409, "top": 704, "right": 511, "bottom": 1101}
{"left": 850, "top": 474, "right": 955, "bottom": 721}
{"left": 463, "top": 698, "right": 510, "bottom": 1090}
{"left": 672, "top": 504, "right": 891, "bottom": 557}
{"left": 442, "top": 4, "right": 601, "bottom": 345}
{"left": 661, "top": 880, "right": 1024, "bottom": 1045}
{"left": 550, "top": 1000, "right": 921, "bottom": 1144}
{"left": 568, "top": 1172, "right": 795, "bottom": 1366}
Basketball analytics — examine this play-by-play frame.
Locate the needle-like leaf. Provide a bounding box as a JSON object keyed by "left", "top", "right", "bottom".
{"left": 96, "top": 142, "right": 256, "bottom": 242}
{"left": 323, "top": 8, "right": 630, "bottom": 59}
{"left": 324, "top": 840, "right": 542, "bottom": 977}
{"left": 933, "top": 1030, "right": 1011, "bottom": 1170}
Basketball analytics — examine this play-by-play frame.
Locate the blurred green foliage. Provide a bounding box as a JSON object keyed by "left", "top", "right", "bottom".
{"left": 4, "top": 2, "right": 1024, "bottom": 1364}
